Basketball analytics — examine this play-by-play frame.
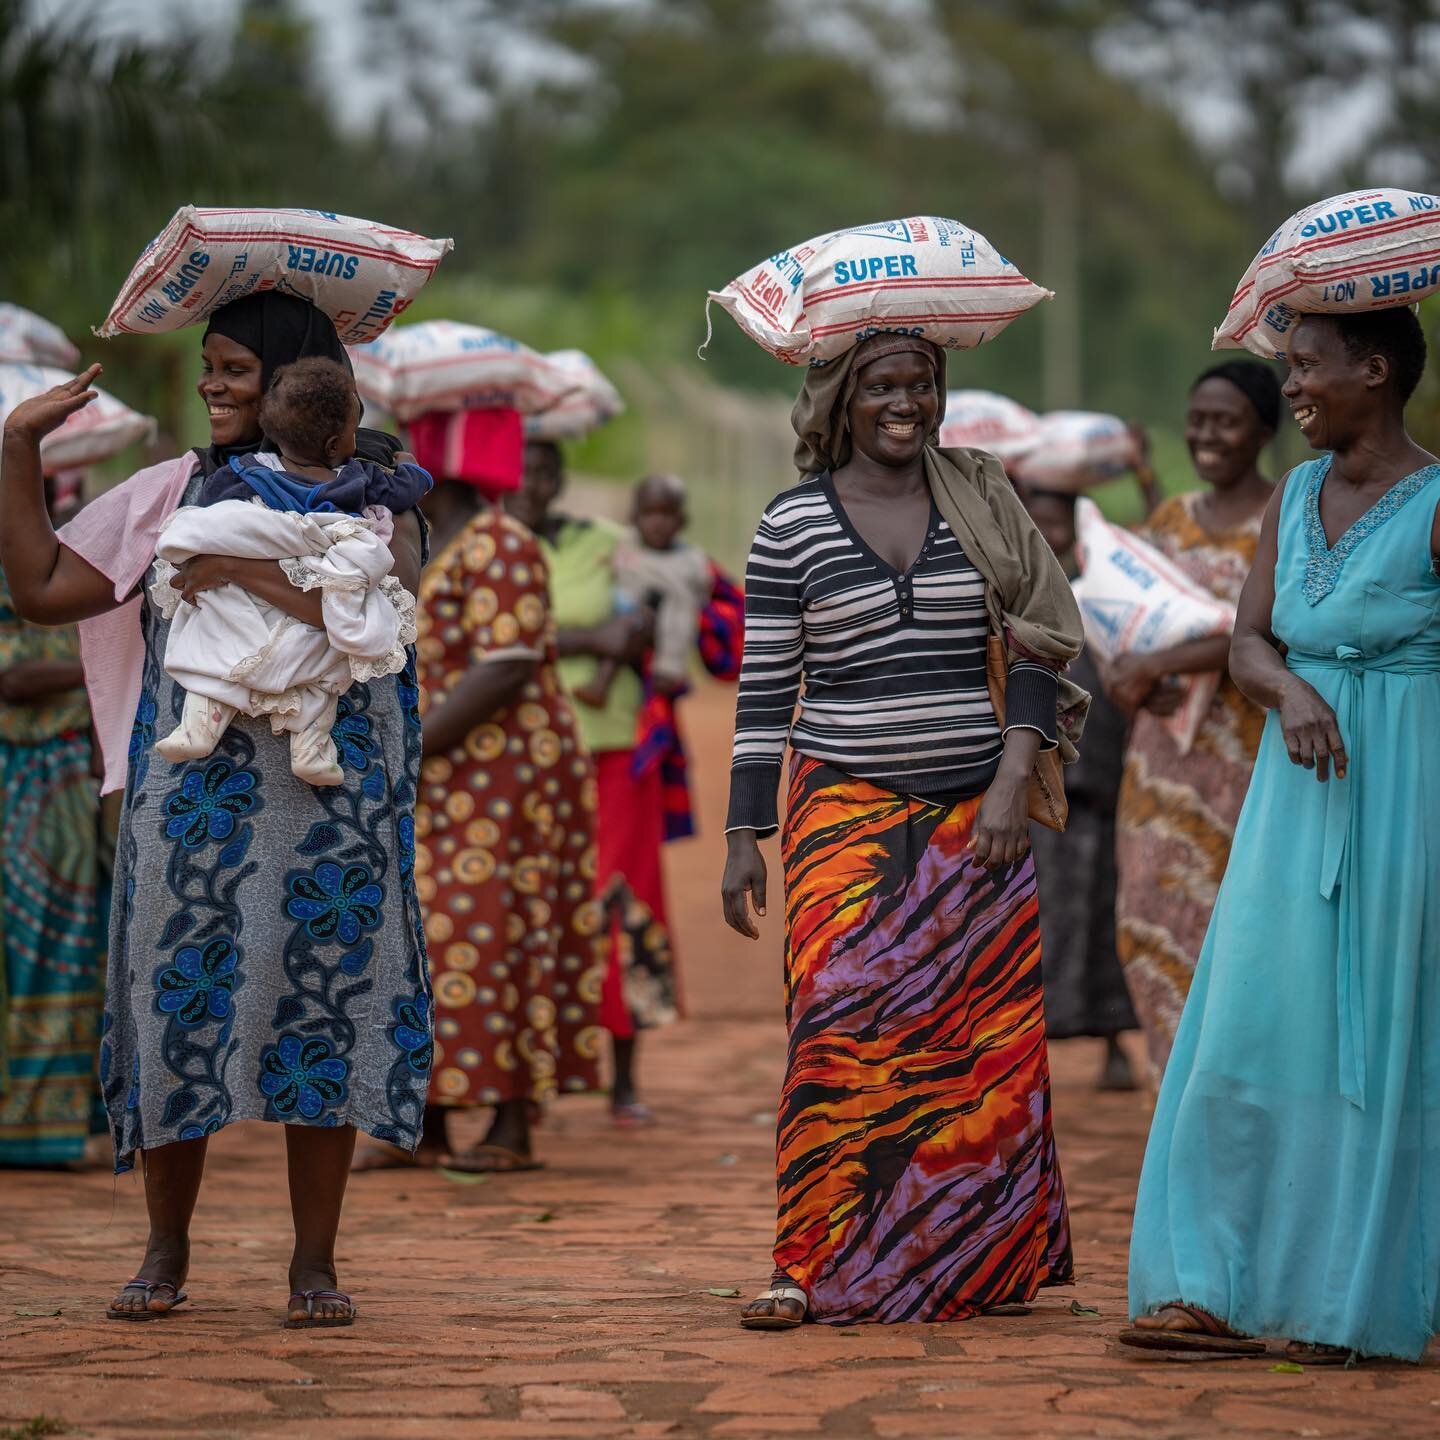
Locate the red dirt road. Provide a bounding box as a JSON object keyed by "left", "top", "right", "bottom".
{"left": 2, "top": 680, "right": 1436, "bottom": 1438}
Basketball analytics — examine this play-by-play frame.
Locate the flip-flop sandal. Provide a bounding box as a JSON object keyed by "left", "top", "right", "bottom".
{"left": 1285, "top": 1342, "right": 1355, "bottom": 1366}
{"left": 980, "top": 1303, "right": 1033, "bottom": 1317}
{"left": 283, "top": 1290, "right": 356, "bottom": 1329}
{"left": 442, "top": 1144, "right": 544, "bottom": 1174}
{"left": 106, "top": 1278, "right": 188, "bottom": 1321}
{"left": 739, "top": 1284, "right": 808, "bottom": 1332}
{"left": 1119, "top": 1304, "right": 1265, "bottom": 1355}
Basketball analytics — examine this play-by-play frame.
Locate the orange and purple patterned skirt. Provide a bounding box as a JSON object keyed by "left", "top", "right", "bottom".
{"left": 774, "top": 756, "right": 1073, "bottom": 1323}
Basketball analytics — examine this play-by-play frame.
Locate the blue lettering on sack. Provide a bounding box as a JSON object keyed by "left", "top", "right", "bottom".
{"left": 853, "top": 324, "right": 925, "bottom": 344}
{"left": 1407, "top": 194, "right": 1440, "bottom": 212}
{"left": 833, "top": 254, "right": 920, "bottom": 285}
{"left": 1320, "top": 279, "right": 1357, "bottom": 303}
{"left": 228, "top": 251, "right": 250, "bottom": 278}
{"left": 286, "top": 246, "right": 360, "bottom": 279}
{"left": 357, "top": 289, "right": 399, "bottom": 329}
{"left": 458, "top": 332, "right": 520, "bottom": 352}
{"left": 1263, "top": 301, "right": 1297, "bottom": 334}
{"left": 160, "top": 249, "right": 211, "bottom": 304}
{"left": 139, "top": 297, "right": 169, "bottom": 325}
{"left": 768, "top": 249, "right": 806, "bottom": 291}
{"left": 1298, "top": 199, "right": 1398, "bottom": 238}
{"left": 1371, "top": 262, "right": 1440, "bottom": 298}
{"left": 1108, "top": 549, "right": 1155, "bottom": 590}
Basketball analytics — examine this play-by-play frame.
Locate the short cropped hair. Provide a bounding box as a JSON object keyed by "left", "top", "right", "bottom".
{"left": 260, "top": 357, "right": 359, "bottom": 461}
{"left": 1327, "top": 307, "right": 1428, "bottom": 405}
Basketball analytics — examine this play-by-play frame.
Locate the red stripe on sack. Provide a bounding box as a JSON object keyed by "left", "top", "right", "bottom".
{"left": 808, "top": 308, "right": 1031, "bottom": 338}
{"left": 734, "top": 282, "right": 794, "bottom": 330}
{"left": 1232, "top": 246, "right": 1440, "bottom": 342}
{"left": 806, "top": 275, "right": 1033, "bottom": 306}
{"left": 111, "top": 224, "right": 442, "bottom": 323}
{"left": 1229, "top": 210, "right": 1440, "bottom": 307}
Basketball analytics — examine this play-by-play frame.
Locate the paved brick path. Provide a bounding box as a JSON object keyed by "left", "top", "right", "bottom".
{"left": 2, "top": 683, "right": 1436, "bottom": 1438}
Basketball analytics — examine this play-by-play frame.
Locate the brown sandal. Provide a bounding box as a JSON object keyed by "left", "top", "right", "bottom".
{"left": 1119, "top": 1303, "right": 1265, "bottom": 1355}
{"left": 441, "top": 1144, "right": 543, "bottom": 1174}
{"left": 739, "top": 1284, "right": 808, "bottom": 1331}
{"left": 106, "top": 1278, "right": 188, "bottom": 1321}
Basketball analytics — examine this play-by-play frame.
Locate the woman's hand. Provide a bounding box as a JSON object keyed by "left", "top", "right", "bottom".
{"left": 1103, "top": 653, "right": 1163, "bottom": 714}
{"left": 3, "top": 365, "right": 102, "bottom": 441}
{"left": 170, "top": 555, "right": 236, "bottom": 607}
{"left": 721, "top": 829, "right": 768, "bottom": 939}
{"left": 1142, "top": 677, "right": 1185, "bottom": 717}
{"left": 1278, "top": 678, "right": 1347, "bottom": 782}
{"left": 595, "top": 612, "right": 653, "bottom": 664}
{"left": 971, "top": 771, "right": 1031, "bottom": 869}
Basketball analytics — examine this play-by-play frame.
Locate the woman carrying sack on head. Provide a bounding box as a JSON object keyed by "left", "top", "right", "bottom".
{"left": 0, "top": 292, "right": 431, "bottom": 1329}
{"left": 721, "top": 332, "right": 1087, "bottom": 1329}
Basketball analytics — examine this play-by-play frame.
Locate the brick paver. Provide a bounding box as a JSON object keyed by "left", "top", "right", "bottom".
{"left": 2, "top": 682, "right": 1436, "bottom": 1438}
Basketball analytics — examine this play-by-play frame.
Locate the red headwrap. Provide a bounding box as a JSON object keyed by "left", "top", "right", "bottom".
{"left": 407, "top": 408, "right": 523, "bottom": 499}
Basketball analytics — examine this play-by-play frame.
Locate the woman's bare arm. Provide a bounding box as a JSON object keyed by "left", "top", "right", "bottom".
{"left": 0, "top": 368, "right": 127, "bottom": 625}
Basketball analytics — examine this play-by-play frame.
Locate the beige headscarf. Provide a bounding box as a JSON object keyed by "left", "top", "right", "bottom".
{"left": 790, "top": 335, "right": 1090, "bottom": 758}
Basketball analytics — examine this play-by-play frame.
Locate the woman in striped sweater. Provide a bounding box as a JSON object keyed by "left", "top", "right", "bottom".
{"left": 723, "top": 332, "right": 1082, "bottom": 1329}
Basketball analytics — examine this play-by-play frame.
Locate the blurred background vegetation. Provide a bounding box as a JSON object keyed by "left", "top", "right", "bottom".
{"left": 3, "top": 0, "right": 1439, "bottom": 561}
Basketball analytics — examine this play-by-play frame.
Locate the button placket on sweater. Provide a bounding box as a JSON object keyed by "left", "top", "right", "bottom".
{"left": 896, "top": 526, "right": 937, "bottom": 619}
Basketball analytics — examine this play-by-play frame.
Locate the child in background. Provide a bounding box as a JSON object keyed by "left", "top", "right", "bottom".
{"left": 574, "top": 473, "right": 712, "bottom": 707}
{"left": 152, "top": 357, "right": 431, "bottom": 784}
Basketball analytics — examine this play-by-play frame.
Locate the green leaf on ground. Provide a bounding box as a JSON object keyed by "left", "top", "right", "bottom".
{"left": 1069, "top": 1301, "right": 1100, "bottom": 1316}
{"left": 704, "top": 1287, "right": 741, "bottom": 1297}
{"left": 13, "top": 1308, "right": 61, "bottom": 1318}
{"left": 438, "top": 1168, "right": 491, "bottom": 1186}
{"left": 1268, "top": 1362, "right": 1305, "bottom": 1374}
{"left": 534, "top": 1211, "right": 556, "bottom": 1223}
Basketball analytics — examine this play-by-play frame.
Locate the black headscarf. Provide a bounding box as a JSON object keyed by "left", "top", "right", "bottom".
{"left": 194, "top": 292, "right": 400, "bottom": 477}
{"left": 1192, "top": 359, "right": 1282, "bottom": 433}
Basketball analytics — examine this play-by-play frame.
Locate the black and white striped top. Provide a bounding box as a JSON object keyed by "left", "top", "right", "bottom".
{"left": 727, "top": 475, "right": 1057, "bottom": 836}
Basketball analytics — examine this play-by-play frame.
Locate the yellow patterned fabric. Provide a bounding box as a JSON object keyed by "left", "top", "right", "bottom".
{"left": 1114, "top": 492, "right": 1267, "bottom": 1084}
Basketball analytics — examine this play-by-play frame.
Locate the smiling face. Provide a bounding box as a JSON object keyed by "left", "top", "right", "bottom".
{"left": 1185, "top": 376, "right": 1272, "bottom": 490}
{"left": 846, "top": 351, "right": 939, "bottom": 469}
{"left": 198, "top": 332, "right": 264, "bottom": 447}
{"left": 1282, "top": 315, "right": 1385, "bottom": 453}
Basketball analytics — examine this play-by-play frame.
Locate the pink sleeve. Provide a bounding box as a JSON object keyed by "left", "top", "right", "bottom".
{"left": 56, "top": 455, "right": 196, "bottom": 794}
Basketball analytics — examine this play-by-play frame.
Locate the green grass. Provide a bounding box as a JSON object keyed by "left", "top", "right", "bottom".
{"left": 0, "top": 1418, "right": 70, "bottom": 1440}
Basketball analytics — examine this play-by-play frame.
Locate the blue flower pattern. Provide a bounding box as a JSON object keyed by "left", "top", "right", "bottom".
{"left": 331, "top": 701, "right": 377, "bottom": 771}
{"left": 154, "top": 936, "right": 238, "bottom": 1027}
{"left": 164, "top": 760, "right": 257, "bottom": 847}
{"left": 286, "top": 862, "right": 385, "bottom": 946}
{"left": 259, "top": 1034, "right": 351, "bottom": 1119}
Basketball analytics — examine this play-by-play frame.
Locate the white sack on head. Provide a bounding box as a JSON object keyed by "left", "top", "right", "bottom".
{"left": 1214, "top": 188, "right": 1440, "bottom": 359}
{"left": 524, "top": 350, "right": 625, "bottom": 442}
{"left": 350, "top": 321, "right": 580, "bottom": 422}
{"left": 0, "top": 363, "right": 155, "bottom": 472}
{"left": 1072, "top": 498, "right": 1233, "bottom": 753}
{"left": 98, "top": 206, "right": 453, "bottom": 346}
{"left": 708, "top": 216, "right": 1051, "bottom": 367}
{"left": 937, "top": 390, "right": 1040, "bottom": 465}
{"left": 0, "top": 304, "right": 80, "bottom": 367}
{"left": 1013, "top": 411, "right": 1139, "bottom": 492}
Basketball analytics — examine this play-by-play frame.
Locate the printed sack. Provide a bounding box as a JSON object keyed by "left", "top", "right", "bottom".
{"left": 708, "top": 216, "right": 1051, "bottom": 366}
{"left": 1215, "top": 188, "right": 1440, "bottom": 359}
{"left": 0, "top": 363, "right": 155, "bottom": 471}
{"left": 1013, "top": 411, "right": 1139, "bottom": 491}
{"left": 1072, "top": 498, "right": 1233, "bottom": 753}
{"left": 98, "top": 206, "right": 452, "bottom": 346}
{"left": 937, "top": 390, "right": 1040, "bottom": 465}
{"left": 350, "top": 321, "right": 579, "bottom": 422}
{"left": 0, "top": 304, "right": 80, "bottom": 367}
{"left": 524, "top": 350, "right": 625, "bottom": 441}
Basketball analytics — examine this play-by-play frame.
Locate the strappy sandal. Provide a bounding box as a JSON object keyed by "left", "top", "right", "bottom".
{"left": 1119, "top": 1303, "right": 1265, "bottom": 1355}
{"left": 739, "top": 1283, "right": 808, "bottom": 1332}
{"left": 283, "top": 1289, "right": 356, "bottom": 1329}
{"left": 106, "top": 1278, "right": 188, "bottom": 1321}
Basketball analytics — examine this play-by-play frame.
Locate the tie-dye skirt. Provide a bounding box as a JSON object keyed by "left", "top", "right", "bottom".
{"left": 774, "top": 757, "right": 1073, "bottom": 1323}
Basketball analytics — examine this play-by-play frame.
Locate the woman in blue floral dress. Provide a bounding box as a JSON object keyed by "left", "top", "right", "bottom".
{"left": 0, "top": 293, "right": 432, "bottom": 1328}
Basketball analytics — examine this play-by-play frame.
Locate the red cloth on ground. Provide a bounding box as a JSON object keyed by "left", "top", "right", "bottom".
{"left": 408, "top": 407, "right": 523, "bottom": 499}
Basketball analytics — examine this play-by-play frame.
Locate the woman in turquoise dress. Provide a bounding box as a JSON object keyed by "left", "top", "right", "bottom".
{"left": 1123, "top": 307, "right": 1439, "bottom": 1363}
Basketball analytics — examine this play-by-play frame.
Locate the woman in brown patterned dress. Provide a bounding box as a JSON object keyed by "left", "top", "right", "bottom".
{"left": 354, "top": 408, "right": 605, "bottom": 1173}
{"left": 1106, "top": 362, "right": 1280, "bottom": 1086}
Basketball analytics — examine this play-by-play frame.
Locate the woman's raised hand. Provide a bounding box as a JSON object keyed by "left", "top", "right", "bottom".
{"left": 1278, "top": 678, "right": 1347, "bottom": 782}
{"left": 721, "top": 829, "right": 768, "bottom": 939}
{"left": 3, "top": 364, "right": 102, "bottom": 441}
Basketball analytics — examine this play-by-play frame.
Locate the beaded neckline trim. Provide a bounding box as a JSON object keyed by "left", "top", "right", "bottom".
{"left": 1302, "top": 454, "right": 1440, "bottom": 606}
